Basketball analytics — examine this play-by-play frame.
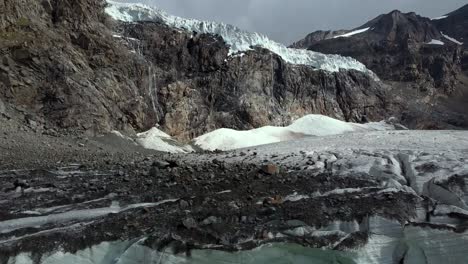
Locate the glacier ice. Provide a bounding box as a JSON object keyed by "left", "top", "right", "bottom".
{"left": 105, "top": 1, "right": 376, "bottom": 76}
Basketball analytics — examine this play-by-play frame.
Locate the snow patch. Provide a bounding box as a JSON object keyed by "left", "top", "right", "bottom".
{"left": 427, "top": 39, "right": 445, "bottom": 45}
{"left": 441, "top": 32, "right": 463, "bottom": 45}
{"left": 193, "top": 115, "right": 395, "bottom": 151}
{"left": 136, "top": 127, "right": 193, "bottom": 153}
{"left": 333, "top": 27, "right": 370, "bottom": 38}
{"left": 431, "top": 15, "right": 448, "bottom": 20}
{"left": 105, "top": 1, "right": 375, "bottom": 76}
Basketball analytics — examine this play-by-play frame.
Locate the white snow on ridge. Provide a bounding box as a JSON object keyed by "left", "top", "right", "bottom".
{"left": 431, "top": 15, "right": 448, "bottom": 20}
{"left": 105, "top": 1, "right": 376, "bottom": 75}
{"left": 441, "top": 32, "right": 463, "bottom": 45}
{"left": 333, "top": 27, "right": 370, "bottom": 38}
{"left": 193, "top": 115, "right": 395, "bottom": 151}
{"left": 427, "top": 39, "right": 445, "bottom": 45}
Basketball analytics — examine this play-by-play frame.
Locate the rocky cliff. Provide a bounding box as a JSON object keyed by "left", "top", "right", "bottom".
{"left": 0, "top": 0, "right": 394, "bottom": 139}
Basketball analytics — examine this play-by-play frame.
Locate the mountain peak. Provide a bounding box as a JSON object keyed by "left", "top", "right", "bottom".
{"left": 360, "top": 9, "right": 440, "bottom": 43}
{"left": 389, "top": 9, "right": 403, "bottom": 15}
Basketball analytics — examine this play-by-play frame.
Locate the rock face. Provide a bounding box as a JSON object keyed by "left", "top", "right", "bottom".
{"left": 0, "top": 0, "right": 392, "bottom": 139}
{"left": 0, "top": 0, "right": 154, "bottom": 133}
{"left": 122, "top": 22, "right": 394, "bottom": 140}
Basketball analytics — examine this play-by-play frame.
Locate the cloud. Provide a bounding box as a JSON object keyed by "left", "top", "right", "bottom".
{"left": 118, "top": 0, "right": 466, "bottom": 44}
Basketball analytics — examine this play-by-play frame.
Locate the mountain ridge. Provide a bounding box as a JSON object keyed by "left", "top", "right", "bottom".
{"left": 291, "top": 8, "right": 468, "bottom": 129}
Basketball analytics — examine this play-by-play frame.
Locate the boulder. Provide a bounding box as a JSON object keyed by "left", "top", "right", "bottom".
{"left": 261, "top": 164, "right": 280, "bottom": 175}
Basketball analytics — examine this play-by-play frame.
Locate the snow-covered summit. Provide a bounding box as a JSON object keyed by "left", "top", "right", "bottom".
{"left": 105, "top": 1, "right": 376, "bottom": 75}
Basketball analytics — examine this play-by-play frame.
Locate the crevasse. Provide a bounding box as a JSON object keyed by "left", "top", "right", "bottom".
{"left": 105, "top": 1, "right": 377, "bottom": 76}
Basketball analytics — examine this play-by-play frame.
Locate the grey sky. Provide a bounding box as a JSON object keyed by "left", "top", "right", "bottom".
{"left": 119, "top": 0, "right": 467, "bottom": 44}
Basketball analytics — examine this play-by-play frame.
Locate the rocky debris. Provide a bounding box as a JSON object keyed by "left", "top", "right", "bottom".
{"left": 0, "top": 161, "right": 411, "bottom": 258}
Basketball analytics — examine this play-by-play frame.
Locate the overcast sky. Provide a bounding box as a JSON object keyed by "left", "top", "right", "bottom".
{"left": 119, "top": 0, "right": 467, "bottom": 44}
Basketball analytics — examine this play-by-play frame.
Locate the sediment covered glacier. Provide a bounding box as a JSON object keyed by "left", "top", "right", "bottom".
{"left": 1, "top": 131, "right": 468, "bottom": 264}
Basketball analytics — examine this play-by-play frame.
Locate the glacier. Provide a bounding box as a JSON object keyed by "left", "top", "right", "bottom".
{"left": 3, "top": 130, "right": 468, "bottom": 264}
{"left": 105, "top": 1, "right": 376, "bottom": 76}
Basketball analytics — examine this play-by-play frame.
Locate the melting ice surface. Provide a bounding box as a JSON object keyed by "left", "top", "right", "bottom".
{"left": 105, "top": 1, "right": 375, "bottom": 75}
